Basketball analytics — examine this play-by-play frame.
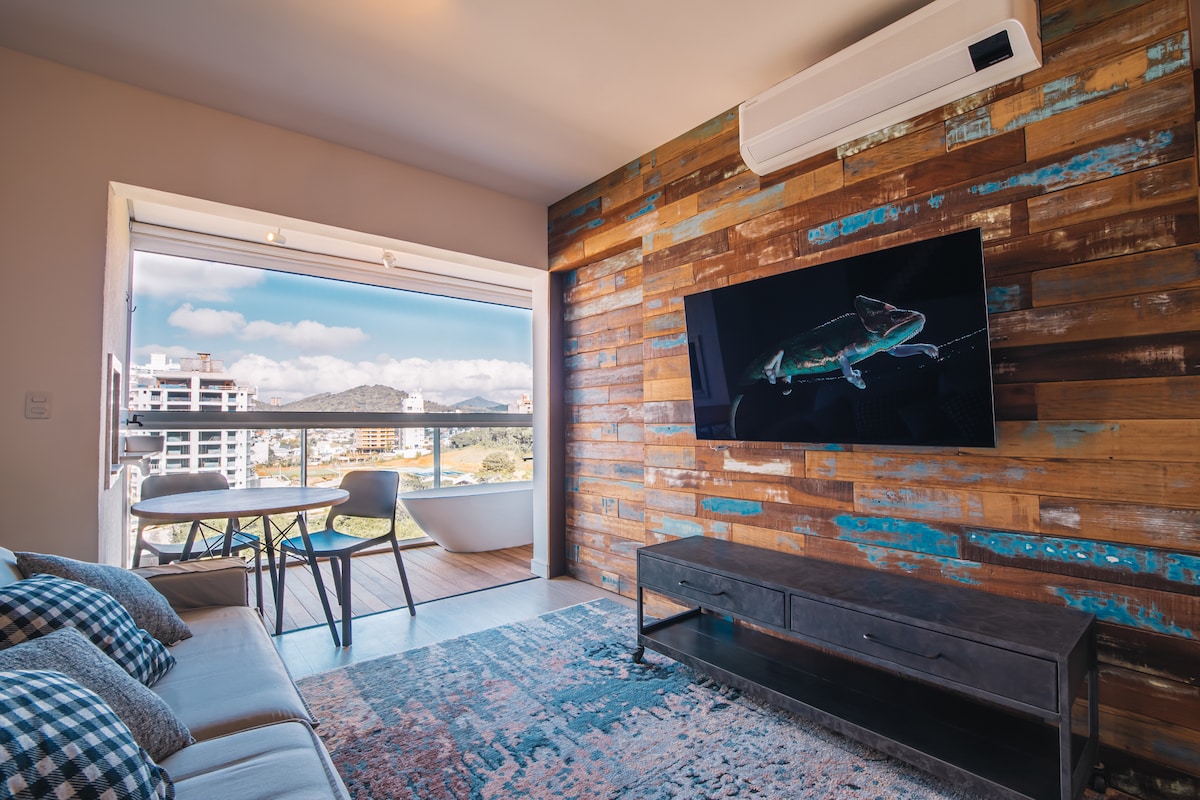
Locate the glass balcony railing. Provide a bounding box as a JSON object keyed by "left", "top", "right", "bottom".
{"left": 126, "top": 411, "right": 533, "bottom": 555}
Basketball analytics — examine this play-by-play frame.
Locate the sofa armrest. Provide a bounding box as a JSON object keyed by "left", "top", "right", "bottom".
{"left": 133, "top": 558, "right": 249, "bottom": 610}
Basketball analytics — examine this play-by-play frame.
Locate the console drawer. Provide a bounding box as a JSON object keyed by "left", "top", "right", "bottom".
{"left": 790, "top": 595, "right": 1058, "bottom": 711}
{"left": 641, "top": 558, "right": 785, "bottom": 628}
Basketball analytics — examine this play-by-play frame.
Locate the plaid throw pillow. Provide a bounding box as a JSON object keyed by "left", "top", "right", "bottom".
{"left": 15, "top": 552, "right": 192, "bottom": 645}
{"left": 0, "top": 575, "right": 175, "bottom": 686}
{"left": 0, "top": 669, "right": 174, "bottom": 799}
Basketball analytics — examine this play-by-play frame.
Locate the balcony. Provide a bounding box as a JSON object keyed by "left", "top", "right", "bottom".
{"left": 130, "top": 411, "right": 534, "bottom": 632}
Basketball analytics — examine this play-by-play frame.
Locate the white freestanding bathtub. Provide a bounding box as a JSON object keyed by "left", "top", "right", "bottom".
{"left": 398, "top": 480, "right": 533, "bottom": 553}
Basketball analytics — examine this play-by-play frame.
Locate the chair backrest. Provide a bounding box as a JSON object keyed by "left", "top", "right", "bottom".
{"left": 140, "top": 471, "right": 229, "bottom": 501}
{"left": 136, "top": 472, "right": 229, "bottom": 533}
{"left": 326, "top": 470, "right": 399, "bottom": 530}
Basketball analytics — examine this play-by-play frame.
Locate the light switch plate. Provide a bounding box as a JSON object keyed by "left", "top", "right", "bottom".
{"left": 24, "top": 390, "right": 51, "bottom": 419}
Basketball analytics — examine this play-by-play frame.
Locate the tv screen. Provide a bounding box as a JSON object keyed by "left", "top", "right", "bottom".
{"left": 684, "top": 229, "right": 996, "bottom": 447}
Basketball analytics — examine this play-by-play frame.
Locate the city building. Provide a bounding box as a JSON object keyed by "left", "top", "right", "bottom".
{"left": 128, "top": 353, "right": 257, "bottom": 488}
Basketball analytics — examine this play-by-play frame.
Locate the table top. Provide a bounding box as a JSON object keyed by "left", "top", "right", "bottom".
{"left": 131, "top": 486, "right": 349, "bottom": 521}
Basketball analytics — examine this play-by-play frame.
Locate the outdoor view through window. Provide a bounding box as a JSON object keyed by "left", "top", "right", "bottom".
{"left": 128, "top": 250, "right": 534, "bottom": 541}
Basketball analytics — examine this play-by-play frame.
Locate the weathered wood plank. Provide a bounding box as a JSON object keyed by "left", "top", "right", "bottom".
{"left": 730, "top": 524, "right": 808, "bottom": 556}
{"left": 843, "top": 124, "right": 947, "bottom": 185}
{"left": 854, "top": 484, "right": 1041, "bottom": 533}
{"left": 693, "top": 446, "right": 806, "bottom": 478}
{"left": 643, "top": 488, "right": 697, "bottom": 516}
{"left": 564, "top": 324, "right": 642, "bottom": 356}
{"left": 645, "top": 162, "right": 845, "bottom": 255}
{"left": 1040, "top": 497, "right": 1200, "bottom": 552}
{"left": 567, "top": 475, "right": 644, "bottom": 503}
{"left": 989, "top": 419, "right": 1200, "bottom": 462}
{"left": 806, "top": 450, "right": 1200, "bottom": 510}
{"left": 565, "top": 363, "right": 643, "bottom": 390}
{"left": 644, "top": 509, "right": 730, "bottom": 540}
{"left": 1025, "top": 71, "right": 1194, "bottom": 163}
{"left": 568, "top": 403, "right": 643, "bottom": 424}
{"left": 1093, "top": 704, "right": 1200, "bottom": 777}
{"left": 643, "top": 376, "right": 691, "bottom": 402}
{"left": 1039, "top": 0, "right": 1189, "bottom": 82}
{"left": 644, "top": 445, "right": 695, "bottom": 470}
{"left": 963, "top": 528, "right": 1200, "bottom": 594}
{"left": 1033, "top": 375, "right": 1200, "bottom": 419}
{"left": 1096, "top": 622, "right": 1200, "bottom": 686}
{"left": 566, "top": 508, "right": 644, "bottom": 541}
{"left": 1042, "top": 0, "right": 1173, "bottom": 42}
{"left": 1032, "top": 243, "right": 1200, "bottom": 306}
{"left": 991, "top": 330, "right": 1200, "bottom": 384}
{"left": 1027, "top": 159, "right": 1196, "bottom": 233}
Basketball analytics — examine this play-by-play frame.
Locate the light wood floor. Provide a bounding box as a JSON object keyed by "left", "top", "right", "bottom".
{"left": 260, "top": 542, "right": 538, "bottom": 633}
{"left": 263, "top": 542, "right": 632, "bottom": 678}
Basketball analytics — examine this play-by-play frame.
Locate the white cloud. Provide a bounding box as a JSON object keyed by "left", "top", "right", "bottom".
{"left": 133, "top": 344, "right": 198, "bottom": 361}
{"left": 134, "top": 253, "right": 263, "bottom": 302}
{"left": 227, "top": 354, "right": 532, "bottom": 406}
{"left": 241, "top": 319, "right": 368, "bottom": 350}
{"left": 168, "top": 303, "right": 247, "bottom": 337}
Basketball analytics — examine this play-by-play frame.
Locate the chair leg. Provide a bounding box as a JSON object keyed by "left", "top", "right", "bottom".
{"left": 274, "top": 552, "right": 288, "bottom": 636}
{"left": 252, "top": 545, "right": 264, "bottom": 613}
{"left": 329, "top": 558, "right": 343, "bottom": 605}
{"left": 339, "top": 555, "right": 353, "bottom": 647}
{"left": 390, "top": 535, "right": 416, "bottom": 616}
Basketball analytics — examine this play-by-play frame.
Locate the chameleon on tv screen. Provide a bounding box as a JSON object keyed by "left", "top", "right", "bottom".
{"left": 683, "top": 228, "right": 996, "bottom": 447}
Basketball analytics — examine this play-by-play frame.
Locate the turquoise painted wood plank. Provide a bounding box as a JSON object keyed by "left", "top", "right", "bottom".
{"left": 965, "top": 529, "right": 1200, "bottom": 594}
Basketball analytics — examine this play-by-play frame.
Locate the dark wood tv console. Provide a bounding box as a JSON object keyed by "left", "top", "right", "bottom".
{"left": 635, "top": 537, "right": 1099, "bottom": 800}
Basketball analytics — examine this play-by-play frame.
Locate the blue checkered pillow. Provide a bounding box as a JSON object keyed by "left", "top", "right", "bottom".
{"left": 0, "top": 575, "right": 175, "bottom": 686}
{"left": 0, "top": 670, "right": 173, "bottom": 799}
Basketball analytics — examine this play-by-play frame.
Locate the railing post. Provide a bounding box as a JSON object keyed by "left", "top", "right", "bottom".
{"left": 300, "top": 427, "right": 308, "bottom": 487}
{"left": 433, "top": 427, "right": 441, "bottom": 488}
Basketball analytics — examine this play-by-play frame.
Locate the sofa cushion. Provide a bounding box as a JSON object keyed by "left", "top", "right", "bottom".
{"left": 16, "top": 551, "right": 192, "bottom": 645}
{"left": 151, "top": 605, "right": 314, "bottom": 741}
{"left": 0, "top": 628, "right": 192, "bottom": 761}
{"left": 0, "top": 669, "right": 174, "bottom": 799}
{"left": 162, "top": 721, "right": 348, "bottom": 800}
{"left": 0, "top": 574, "right": 175, "bottom": 686}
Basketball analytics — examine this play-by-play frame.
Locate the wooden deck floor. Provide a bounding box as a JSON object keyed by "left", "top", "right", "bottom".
{"left": 258, "top": 542, "right": 536, "bottom": 634}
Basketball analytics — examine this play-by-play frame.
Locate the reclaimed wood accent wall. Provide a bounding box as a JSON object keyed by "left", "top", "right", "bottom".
{"left": 548, "top": 0, "right": 1199, "bottom": 794}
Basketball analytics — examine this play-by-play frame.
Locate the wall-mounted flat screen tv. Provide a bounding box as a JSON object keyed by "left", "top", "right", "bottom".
{"left": 684, "top": 228, "right": 996, "bottom": 447}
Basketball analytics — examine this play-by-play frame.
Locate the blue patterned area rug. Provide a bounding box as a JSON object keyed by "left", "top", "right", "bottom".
{"left": 297, "top": 599, "right": 976, "bottom": 800}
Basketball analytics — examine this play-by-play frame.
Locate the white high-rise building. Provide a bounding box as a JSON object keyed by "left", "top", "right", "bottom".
{"left": 401, "top": 390, "right": 426, "bottom": 451}
{"left": 128, "top": 353, "right": 257, "bottom": 488}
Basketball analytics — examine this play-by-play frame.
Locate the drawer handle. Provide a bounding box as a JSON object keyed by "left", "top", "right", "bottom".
{"left": 678, "top": 580, "right": 725, "bottom": 597}
{"left": 862, "top": 632, "right": 942, "bottom": 660}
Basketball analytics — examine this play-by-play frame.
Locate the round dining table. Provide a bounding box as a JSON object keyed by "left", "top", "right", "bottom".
{"left": 131, "top": 486, "right": 349, "bottom": 640}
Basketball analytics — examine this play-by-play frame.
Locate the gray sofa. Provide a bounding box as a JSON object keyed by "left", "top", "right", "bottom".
{"left": 0, "top": 548, "right": 350, "bottom": 800}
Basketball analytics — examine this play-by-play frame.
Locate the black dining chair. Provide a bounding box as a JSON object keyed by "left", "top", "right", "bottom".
{"left": 274, "top": 470, "right": 415, "bottom": 646}
{"left": 131, "top": 471, "right": 265, "bottom": 609}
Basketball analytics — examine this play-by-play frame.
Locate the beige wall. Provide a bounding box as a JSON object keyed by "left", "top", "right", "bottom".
{"left": 0, "top": 47, "right": 547, "bottom": 562}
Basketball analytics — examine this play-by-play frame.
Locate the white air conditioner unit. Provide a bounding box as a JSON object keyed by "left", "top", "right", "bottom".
{"left": 739, "top": 0, "right": 1041, "bottom": 175}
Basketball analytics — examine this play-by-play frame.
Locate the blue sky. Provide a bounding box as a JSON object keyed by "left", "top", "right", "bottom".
{"left": 131, "top": 252, "right": 532, "bottom": 405}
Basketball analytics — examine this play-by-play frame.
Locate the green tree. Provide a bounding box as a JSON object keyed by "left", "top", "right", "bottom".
{"left": 478, "top": 451, "right": 515, "bottom": 481}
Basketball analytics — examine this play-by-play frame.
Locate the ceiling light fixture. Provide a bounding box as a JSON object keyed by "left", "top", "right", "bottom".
{"left": 265, "top": 228, "right": 287, "bottom": 245}
{"left": 382, "top": 251, "right": 397, "bottom": 268}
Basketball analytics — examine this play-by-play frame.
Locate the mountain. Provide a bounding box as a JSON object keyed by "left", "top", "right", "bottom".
{"left": 261, "top": 384, "right": 409, "bottom": 413}
{"left": 255, "top": 384, "right": 465, "bottom": 413}
{"left": 453, "top": 395, "right": 507, "bottom": 412}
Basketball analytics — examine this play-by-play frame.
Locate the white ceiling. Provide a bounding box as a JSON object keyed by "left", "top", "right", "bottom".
{"left": 0, "top": 0, "right": 929, "bottom": 206}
